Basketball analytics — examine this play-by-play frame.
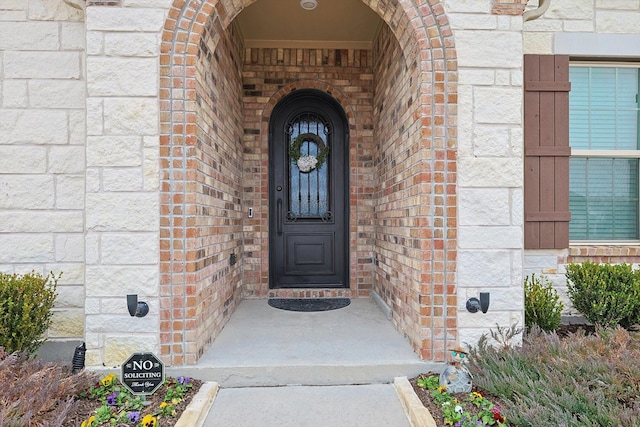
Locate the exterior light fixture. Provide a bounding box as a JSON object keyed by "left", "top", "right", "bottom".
{"left": 300, "top": 0, "right": 318, "bottom": 11}
{"left": 127, "top": 294, "right": 149, "bottom": 317}
{"left": 466, "top": 292, "right": 490, "bottom": 313}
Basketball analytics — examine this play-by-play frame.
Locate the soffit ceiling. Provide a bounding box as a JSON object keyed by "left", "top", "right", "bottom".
{"left": 236, "top": 0, "right": 383, "bottom": 49}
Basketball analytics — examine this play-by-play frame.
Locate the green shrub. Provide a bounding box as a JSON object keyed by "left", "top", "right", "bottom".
{"left": 0, "top": 271, "right": 59, "bottom": 354}
{"left": 565, "top": 262, "right": 640, "bottom": 329}
{"left": 524, "top": 274, "right": 563, "bottom": 332}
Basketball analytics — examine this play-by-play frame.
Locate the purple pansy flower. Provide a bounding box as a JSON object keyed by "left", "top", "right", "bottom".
{"left": 106, "top": 392, "right": 119, "bottom": 406}
{"left": 127, "top": 411, "right": 140, "bottom": 423}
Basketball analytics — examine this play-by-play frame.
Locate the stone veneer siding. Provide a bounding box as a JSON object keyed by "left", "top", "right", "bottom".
{"left": 0, "top": 0, "right": 86, "bottom": 341}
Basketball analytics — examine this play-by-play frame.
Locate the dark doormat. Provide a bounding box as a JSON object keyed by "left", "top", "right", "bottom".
{"left": 268, "top": 298, "right": 350, "bottom": 312}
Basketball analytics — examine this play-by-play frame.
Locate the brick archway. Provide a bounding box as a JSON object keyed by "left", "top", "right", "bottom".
{"left": 160, "top": 0, "right": 457, "bottom": 364}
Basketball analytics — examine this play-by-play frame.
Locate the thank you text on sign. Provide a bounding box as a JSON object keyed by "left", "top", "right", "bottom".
{"left": 122, "top": 352, "right": 165, "bottom": 395}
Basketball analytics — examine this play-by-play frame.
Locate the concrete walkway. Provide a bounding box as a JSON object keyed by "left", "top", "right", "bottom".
{"left": 202, "top": 384, "right": 412, "bottom": 427}
{"left": 170, "top": 297, "right": 440, "bottom": 426}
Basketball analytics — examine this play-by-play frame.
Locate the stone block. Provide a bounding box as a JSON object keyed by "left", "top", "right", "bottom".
{"left": 104, "top": 32, "right": 159, "bottom": 57}
{"left": 474, "top": 87, "right": 522, "bottom": 124}
{"left": 85, "top": 232, "right": 100, "bottom": 264}
{"left": 0, "top": 10, "right": 26, "bottom": 21}
{"left": 0, "top": 234, "right": 55, "bottom": 263}
{"left": 454, "top": 31, "right": 522, "bottom": 68}
{"left": 596, "top": 11, "right": 640, "bottom": 33}
{"left": 48, "top": 262, "right": 84, "bottom": 285}
{"left": 86, "top": 193, "right": 159, "bottom": 231}
{"left": 1, "top": 0, "right": 29, "bottom": 9}
{"left": 69, "top": 110, "right": 86, "bottom": 143}
{"left": 457, "top": 250, "right": 512, "bottom": 287}
{"left": 56, "top": 175, "right": 85, "bottom": 209}
{"left": 123, "top": 0, "right": 173, "bottom": 7}
{"left": 86, "top": 7, "right": 166, "bottom": 32}
{"left": 444, "top": 0, "right": 492, "bottom": 13}
{"left": 459, "top": 226, "right": 522, "bottom": 249}
{"left": 104, "top": 335, "right": 159, "bottom": 367}
{"left": 143, "top": 147, "right": 159, "bottom": 191}
{"left": 2, "top": 80, "right": 28, "bottom": 108}
{"left": 4, "top": 51, "right": 81, "bottom": 79}
{"left": 55, "top": 234, "right": 85, "bottom": 263}
{"left": 28, "top": 0, "right": 84, "bottom": 21}
{"left": 0, "top": 146, "right": 47, "bottom": 173}
{"left": 0, "top": 175, "right": 54, "bottom": 209}
{"left": 29, "top": 80, "right": 85, "bottom": 109}
{"left": 54, "top": 284, "right": 85, "bottom": 308}
{"left": 459, "top": 188, "right": 511, "bottom": 226}
{"left": 101, "top": 233, "right": 159, "bottom": 264}
{"left": 103, "top": 98, "right": 159, "bottom": 136}
{"left": 85, "top": 266, "right": 159, "bottom": 297}
{"left": 457, "top": 310, "right": 512, "bottom": 329}
{"left": 0, "top": 211, "right": 83, "bottom": 232}
{"left": 473, "top": 126, "right": 510, "bottom": 156}
{"left": 85, "top": 168, "right": 101, "bottom": 193}
{"left": 49, "top": 309, "right": 84, "bottom": 338}
{"left": 0, "top": 22, "right": 59, "bottom": 50}
{"left": 48, "top": 146, "right": 85, "bottom": 174}
{"left": 511, "top": 188, "right": 523, "bottom": 225}
{"left": 562, "top": 20, "right": 595, "bottom": 32}
{"left": 61, "top": 22, "right": 86, "bottom": 50}
{"left": 87, "top": 136, "right": 142, "bottom": 167}
{"left": 87, "top": 57, "right": 158, "bottom": 97}
{"left": 86, "top": 98, "right": 104, "bottom": 136}
{"left": 546, "top": 0, "right": 594, "bottom": 20}
{"left": 458, "top": 69, "right": 494, "bottom": 85}
{"left": 596, "top": 0, "right": 640, "bottom": 9}
{"left": 0, "top": 110, "right": 68, "bottom": 144}
{"left": 86, "top": 31, "right": 104, "bottom": 55}
{"left": 86, "top": 314, "right": 158, "bottom": 334}
{"left": 103, "top": 168, "right": 143, "bottom": 191}
{"left": 447, "top": 14, "right": 497, "bottom": 30}
{"left": 458, "top": 157, "right": 523, "bottom": 187}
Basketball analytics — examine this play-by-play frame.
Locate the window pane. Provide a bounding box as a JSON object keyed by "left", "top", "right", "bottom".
{"left": 569, "top": 65, "right": 640, "bottom": 241}
{"left": 569, "top": 158, "right": 639, "bottom": 240}
{"left": 569, "top": 67, "right": 639, "bottom": 150}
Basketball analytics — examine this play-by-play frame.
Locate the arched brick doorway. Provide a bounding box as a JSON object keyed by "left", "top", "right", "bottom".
{"left": 160, "top": 0, "right": 457, "bottom": 365}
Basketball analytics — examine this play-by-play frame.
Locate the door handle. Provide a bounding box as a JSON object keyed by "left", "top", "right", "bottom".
{"left": 277, "top": 198, "right": 283, "bottom": 235}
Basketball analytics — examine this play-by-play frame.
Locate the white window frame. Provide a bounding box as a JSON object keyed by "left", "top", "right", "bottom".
{"left": 569, "top": 61, "right": 640, "bottom": 245}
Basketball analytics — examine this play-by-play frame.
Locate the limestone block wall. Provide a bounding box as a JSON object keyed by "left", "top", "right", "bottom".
{"left": 0, "top": 0, "right": 86, "bottom": 341}
{"left": 444, "top": 0, "right": 526, "bottom": 346}
{"left": 84, "top": 2, "right": 168, "bottom": 366}
{"left": 521, "top": 1, "right": 640, "bottom": 315}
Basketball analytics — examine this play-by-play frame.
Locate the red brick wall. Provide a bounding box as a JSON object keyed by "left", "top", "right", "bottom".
{"left": 372, "top": 23, "right": 457, "bottom": 361}
{"left": 241, "top": 47, "right": 376, "bottom": 299}
{"left": 161, "top": 0, "right": 457, "bottom": 365}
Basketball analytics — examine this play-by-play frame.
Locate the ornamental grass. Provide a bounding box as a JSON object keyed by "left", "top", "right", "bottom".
{"left": 469, "top": 326, "right": 640, "bottom": 426}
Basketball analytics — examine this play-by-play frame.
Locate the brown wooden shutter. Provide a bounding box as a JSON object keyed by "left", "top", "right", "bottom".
{"left": 524, "top": 55, "right": 571, "bottom": 249}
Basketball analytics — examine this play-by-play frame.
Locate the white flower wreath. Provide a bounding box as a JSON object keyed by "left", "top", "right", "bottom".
{"left": 289, "top": 133, "right": 329, "bottom": 173}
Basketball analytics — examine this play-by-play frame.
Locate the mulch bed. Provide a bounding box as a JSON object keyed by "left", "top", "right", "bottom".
{"left": 61, "top": 379, "right": 203, "bottom": 426}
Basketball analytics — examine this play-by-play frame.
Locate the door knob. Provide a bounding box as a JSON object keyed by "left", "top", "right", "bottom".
{"left": 276, "top": 186, "right": 282, "bottom": 191}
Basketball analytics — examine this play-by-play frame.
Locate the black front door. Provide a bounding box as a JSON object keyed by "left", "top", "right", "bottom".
{"left": 269, "top": 90, "right": 349, "bottom": 289}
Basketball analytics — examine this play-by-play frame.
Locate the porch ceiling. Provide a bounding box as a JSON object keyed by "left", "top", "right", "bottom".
{"left": 236, "top": 0, "right": 382, "bottom": 49}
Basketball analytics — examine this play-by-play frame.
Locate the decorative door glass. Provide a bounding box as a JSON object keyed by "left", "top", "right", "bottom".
{"left": 287, "top": 113, "right": 332, "bottom": 221}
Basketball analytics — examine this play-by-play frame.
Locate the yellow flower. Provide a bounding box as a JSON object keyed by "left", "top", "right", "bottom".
{"left": 100, "top": 373, "right": 117, "bottom": 386}
{"left": 81, "top": 415, "right": 95, "bottom": 427}
{"left": 437, "top": 385, "right": 447, "bottom": 393}
{"left": 171, "top": 397, "right": 182, "bottom": 405}
{"left": 160, "top": 401, "right": 168, "bottom": 408}
{"left": 141, "top": 414, "right": 157, "bottom": 427}
{"left": 471, "top": 391, "right": 483, "bottom": 400}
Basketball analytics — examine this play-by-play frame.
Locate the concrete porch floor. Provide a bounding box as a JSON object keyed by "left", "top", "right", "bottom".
{"left": 168, "top": 297, "right": 441, "bottom": 387}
